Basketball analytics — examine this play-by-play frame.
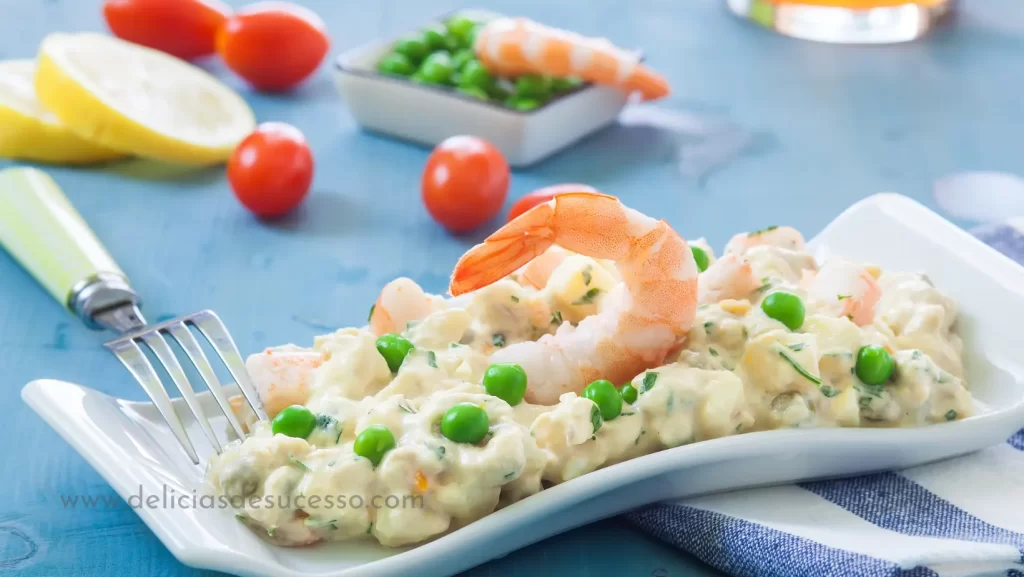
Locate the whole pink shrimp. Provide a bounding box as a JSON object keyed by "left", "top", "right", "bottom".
{"left": 449, "top": 191, "right": 698, "bottom": 405}
{"left": 474, "top": 17, "right": 670, "bottom": 101}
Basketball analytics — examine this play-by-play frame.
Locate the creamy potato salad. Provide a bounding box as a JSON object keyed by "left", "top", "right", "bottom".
{"left": 208, "top": 228, "right": 971, "bottom": 548}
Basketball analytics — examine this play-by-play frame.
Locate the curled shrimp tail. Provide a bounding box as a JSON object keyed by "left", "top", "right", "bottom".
{"left": 450, "top": 191, "right": 620, "bottom": 296}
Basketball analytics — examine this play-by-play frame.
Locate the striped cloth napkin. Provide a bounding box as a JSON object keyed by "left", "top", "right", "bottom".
{"left": 625, "top": 223, "right": 1024, "bottom": 577}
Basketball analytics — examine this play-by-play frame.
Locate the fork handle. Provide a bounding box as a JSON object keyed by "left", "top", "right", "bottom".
{"left": 0, "top": 167, "right": 140, "bottom": 327}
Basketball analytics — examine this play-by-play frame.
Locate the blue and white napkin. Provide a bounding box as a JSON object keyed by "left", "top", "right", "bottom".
{"left": 625, "top": 220, "right": 1024, "bottom": 577}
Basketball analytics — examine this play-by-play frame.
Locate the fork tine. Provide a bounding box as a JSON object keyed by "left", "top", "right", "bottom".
{"left": 106, "top": 340, "right": 200, "bottom": 464}
{"left": 166, "top": 323, "right": 247, "bottom": 441}
{"left": 190, "top": 310, "right": 268, "bottom": 421}
{"left": 140, "top": 332, "right": 223, "bottom": 454}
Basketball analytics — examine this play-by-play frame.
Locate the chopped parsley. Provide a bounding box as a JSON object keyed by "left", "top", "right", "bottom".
{"left": 945, "top": 409, "right": 957, "bottom": 421}
{"left": 859, "top": 396, "right": 873, "bottom": 409}
{"left": 634, "top": 429, "right": 646, "bottom": 445}
{"left": 406, "top": 320, "right": 420, "bottom": 330}
{"left": 572, "top": 287, "right": 601, "bottom": 305}
{"left": 433, "top": 445, "right": 446, "bottom": 459}
{"left": 582, "top": 266, "right": 593, "bottom": 286}
{"left": 327, "top": 459, "right": 336, "bottom": 467}
{"left": 315, "top": 413, "right": 337, "bottom": 429}
{"left": 640, "top": 371, "right": 659, "bottom": 392}
{"left": 748, "top": 226, "right": 778, "bottom": 237}
{"left": 427, "top": 350, "right": 437, "bottom": 368}
{"left": 267, "top": 527, "right": 276, "bottom": 538}
{"left": 366, "top": 523, "right": 373, "bottom": 534}
{"left": 837, "top": 294, "right": 851, "bottom": 301}
{"left": 551, "top": 311, "right": 563, "bottom": 325}
{"left": 504, "top": 471, "right": 518, "bottom": 480}
{"left": 776, "top": 345, "right": 822, "bottom": 386}
{"left": 289, "top": 456, "right": 311, "bottom": 472}
{"left": 492, "top": 333, "right": 506, "bottom": 347}
{"left": 398, "top": 400, "right": 416, "bottom": 414}
{"left": 510, "top": 295, "right": 520, "bottom": 303}
{"left": 820, "top": 385, "right": 840, "bottom": 398}
{"left": 704, "top": 321, "right": 714, "bottom": 333}
{"left": 755, "top": 283, "right": 772, "bottom": 293}
{"left": 709, "top": 347, "right": 719, "bottom": 357}
{"left": 235, "top": 513, "right": 247, "bottom": 522}
{"left": 666, "top": 391, "right": 675, "bottom": 411}
{"left": 787, "top": 343, "right": 806, "bottom": 352}
{"left": 367, "top": 304, "right": 375, "bottom": 323}
{"left": 304, "top": 517, "right": 338, "bottom": 530}
{"left": 590, "top": 404, "right": 603, "bottom": 434}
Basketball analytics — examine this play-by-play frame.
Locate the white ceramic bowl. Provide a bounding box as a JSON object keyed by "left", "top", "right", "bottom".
{"left": 332, "top": 9, "right": 632, "bottom": 167}
{"left": 21, "top": 194, "right": 1024, "bottom": 577}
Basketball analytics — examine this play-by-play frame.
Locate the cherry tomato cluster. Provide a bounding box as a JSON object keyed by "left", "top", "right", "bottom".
{"left": 422, "top": 136, "right": 593, "bottom": 234}
{"left": 103, "top": 0, "right": 330, "bottom": 92}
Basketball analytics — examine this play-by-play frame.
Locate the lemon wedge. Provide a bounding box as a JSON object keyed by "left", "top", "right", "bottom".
{"left": 0, "top": 59, "right": 123, "bottom": 164}
{"left": 35, "top": 33, "right": 256, "bottom": 166}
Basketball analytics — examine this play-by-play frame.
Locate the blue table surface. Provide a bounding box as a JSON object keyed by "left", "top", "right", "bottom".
{"left": 2, "top": 0, "right": 1023, "bottom": 575}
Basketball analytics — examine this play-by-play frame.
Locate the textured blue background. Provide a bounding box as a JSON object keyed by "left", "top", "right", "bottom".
{"left": 1, "top": 0, "right": 1022, "bottom": 575}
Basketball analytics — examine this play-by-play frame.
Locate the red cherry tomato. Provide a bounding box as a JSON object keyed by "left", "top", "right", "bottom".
{"left": 216, "top": 2, "right": 330, "bottom": 92}
{"left": 422, "top": 136, "right": 510, "bottom": 234}
{"left": 507, "top": 183, "right": 599, "bottom": 222}
{"left": 228, "top": 122, "right": 314, "bottom": 218}
{"left": 102, "top": 0, "right": 230, "bottom": 60}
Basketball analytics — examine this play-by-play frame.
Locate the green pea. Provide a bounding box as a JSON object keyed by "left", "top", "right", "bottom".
{"left": 483, "top": 363, "right": 528, "bottom": 406}
{"left": 458, "top": 86, "right": 489, "bottom": 100}
{"left": 583, "top": 379, "right": 622, "bottom": 421}
{"left": 353, "top": 425, "right": 396, "bottom": 466}
{"left": 760, "top": 291, "right": 805, "bottom": 331}
{"left": 440, "top": 403, "right": 490, "bottom": 444}
{"left": 271, "top": 405, "right": 316, "bottom": 439}
{"left": 459, "top": 60, "right": 494, "bottom": 91}
{"left": 619, "top": 383, "right": 638, "bottom": 404}
{"left": 377, "top": 53, "right": 415, "bottom": 76}
{"left": 422, "top": 25, "right": 448, "bottom": 52}
{"left": 446, "top": 15, "right": 478, "bottom": 47}
{"left": 417, "top": 52, "right": 454, "bottom": 85}
{"left": 376, "top": 333, "right": 414, "bottom": 372}
{"left": 690, "top": 245, "right": 709, "bottom": 272}
{"left": 856, "top": 345, "right": 895, "bottom": 385}
{"left": 450, "top": 49, "right": 475, "bottom": 72}
{"left": 392, "top": 36, "right": 429, "bottom": 64}
{"left": 551, "top": 76, "right": 583, "bottom": 93}
{"left": 514, "top": 74, "right": 552, "bottom": 99}
{"left": 507, "top": 96, "right": 542, "bottom": 111}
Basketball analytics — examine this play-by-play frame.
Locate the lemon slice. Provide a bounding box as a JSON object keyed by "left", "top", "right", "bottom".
{"left": 35, "top": 33, "right": 256, "bottom": 166}
{"left": 0, "top": 59, "right": 123, "bottom": 164}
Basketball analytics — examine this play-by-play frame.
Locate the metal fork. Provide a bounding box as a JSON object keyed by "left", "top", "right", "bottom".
{"left": 0, "top": 167, "right": 266, "bottom": 464}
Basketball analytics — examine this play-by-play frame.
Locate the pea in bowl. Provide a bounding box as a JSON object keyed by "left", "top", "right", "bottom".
{"left": 333, "top": 9, "right": 633, "bottom": 167}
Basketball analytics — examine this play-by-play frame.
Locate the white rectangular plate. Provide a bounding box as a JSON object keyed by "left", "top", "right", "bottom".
{"left": 22, "top": 193, "right": 1024, "bottom": 577}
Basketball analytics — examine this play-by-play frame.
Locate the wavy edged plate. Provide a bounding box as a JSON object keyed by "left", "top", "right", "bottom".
{"left": 22, "top": 193, "right": 1024, "bottom": 577}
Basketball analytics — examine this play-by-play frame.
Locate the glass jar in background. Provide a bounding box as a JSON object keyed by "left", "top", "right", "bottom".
{"left": 726, "top": 0, "right": 955, "bottom": 43}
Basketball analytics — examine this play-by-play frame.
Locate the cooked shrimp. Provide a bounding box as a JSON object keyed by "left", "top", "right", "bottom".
{"left": 698, "top": 253, "right": 761, "bottom": 305}
{"left": 245, "top": 347, "right": 323, "bottom": 418}
{"left": 725, "top": 226, "right": 805, "bottom": 255}
{"left": 474, "top": 17, "right": 670, "bottom": 101}
{"left": 804, "top": 258, "right": 881, "bottom": 326}
{"left": 369, "top": 277, "right": 436, "bottom": 336}
{"left": 519, "top": 245, "right": 571, "bottom": 289}
{"left": 449, "top": 191, "right": 698, "bottom": 404}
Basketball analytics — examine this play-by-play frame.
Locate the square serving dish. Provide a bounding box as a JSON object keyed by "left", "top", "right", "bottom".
{"left": 21, "top": 194, "right": 1024, "bottom": 577}
{"left": 333, "top": 9, "right": 632, "bottom": 167}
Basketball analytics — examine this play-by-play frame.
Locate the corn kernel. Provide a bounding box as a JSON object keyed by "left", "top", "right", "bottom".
{"left": 720, "top": 299, "right": 751, "bottom": 316}
{"left": 865, "top": 265, "right": 882, "bottom": 279}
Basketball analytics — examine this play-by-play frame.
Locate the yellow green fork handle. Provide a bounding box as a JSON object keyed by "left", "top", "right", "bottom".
{"left": 0, "top": 167, "right": 129, "bottom": 312}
